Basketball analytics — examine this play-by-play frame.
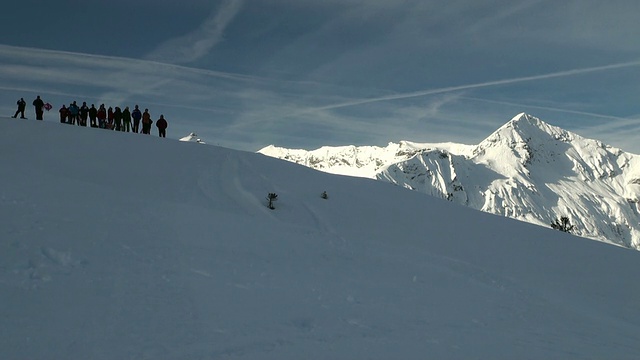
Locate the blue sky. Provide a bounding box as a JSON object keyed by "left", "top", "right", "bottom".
{"left": 2, "top": 0, "right": 640, "bottom": 152}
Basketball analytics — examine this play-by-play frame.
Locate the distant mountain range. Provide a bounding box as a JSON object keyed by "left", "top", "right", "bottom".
{"left": 260, "top": 113, "right": 640, "bottom": 250}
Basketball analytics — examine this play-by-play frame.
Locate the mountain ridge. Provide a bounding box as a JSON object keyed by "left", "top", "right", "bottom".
{"left": 259, "top": 113, "right": 640, "bottom": 249}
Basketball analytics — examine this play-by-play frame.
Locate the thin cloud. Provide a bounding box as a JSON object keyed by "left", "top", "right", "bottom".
{"left": 467, "top": 0, "right": 546, "bottom": 34}
{"left": 146, "top": 0, "right": 244, "bottom": 64}
{"left": 0, "top": 43, "right": 280, "bottom": 109}
{"left": 0, "top": 44, "right": 264, "bottom": 83}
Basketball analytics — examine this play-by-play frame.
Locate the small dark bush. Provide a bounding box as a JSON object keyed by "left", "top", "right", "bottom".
{"left": 551, "top": 216, "right": 574, "bottom": 233}
{"left": 267, "top": 193, "right": 278, "bottom": 209}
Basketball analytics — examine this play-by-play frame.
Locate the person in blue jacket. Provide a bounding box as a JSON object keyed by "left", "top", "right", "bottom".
{"left": 68, "top": 101, "right": 80, "bottom": 125}
{"left": 131, "top": 105, "right": 142, "bottom": 133}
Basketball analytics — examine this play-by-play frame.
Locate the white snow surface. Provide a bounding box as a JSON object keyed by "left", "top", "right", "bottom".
{"left": 260, "top": 113, "right": 640, "bottom": 250}
{"left": 259, "top": 141, "right": 475, "bottom": 178}
{"left": 180, "top": 132, "right": 206, "bottom": 144}
{"left": 3, "top": 117, "right": 640, "bottom": 359}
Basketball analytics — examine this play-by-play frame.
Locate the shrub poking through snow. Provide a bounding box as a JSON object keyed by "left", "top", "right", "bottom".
{"left": 551, "top": 216, "right": 574, "bottom": 233}
{"left": 267, "top": 193, "right": 278, "bottom": 209}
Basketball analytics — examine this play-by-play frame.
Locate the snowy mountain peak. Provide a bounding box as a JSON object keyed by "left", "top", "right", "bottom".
{"left": 476, "top": 113, "right": 572, "bottom": 156}
{"left": 508, "top": 112, "right": 551, "bottom": 129}
{"left": 261, "top": 113, "right": 640, "bottom": 250}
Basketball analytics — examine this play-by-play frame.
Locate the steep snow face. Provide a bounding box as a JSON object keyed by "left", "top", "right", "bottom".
{"left": 260, "top": 113, "right": 640, "bottom": 249}
{"left": 473, "top": 113, "right": 574, "bottom": 178}
{"left": 466, "top": 113, "right": 640, "bottom": 248}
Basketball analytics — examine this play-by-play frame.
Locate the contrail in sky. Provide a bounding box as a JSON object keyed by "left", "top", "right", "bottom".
{"left": 295, "top": 59, "right": 640, "bottom": 114}
{"left": 460, "top": 96, "right": 625, "bottom": 120}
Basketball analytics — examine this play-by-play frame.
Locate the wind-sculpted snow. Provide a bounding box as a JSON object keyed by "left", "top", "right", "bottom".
{"left": 261, "top": 113, "right": 640, "bottom": 249}
{"left": 3, "top": 117, "right": 640, "bottom": 359}
{"left": 179, "top": 132, "right": 206, "bottom": 144}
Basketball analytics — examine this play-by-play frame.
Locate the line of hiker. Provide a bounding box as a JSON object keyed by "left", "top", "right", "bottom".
{"left": 11, "top": 97, "right": 168, "bottom": 137}
{"left": 59, "top": 102, "right": 168, "bottom": 136}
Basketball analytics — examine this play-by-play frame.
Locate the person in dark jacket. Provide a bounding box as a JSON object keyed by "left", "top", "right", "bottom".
{"left": 107, "top": 107, "right": 114, "bottom": 129}
{"left": 88, "top": 104, "right": 98, "bottom": 127}
{"left": 79, "top": 102, "right": 89, "bottom": 126}
{"left": 12, "top": 98, "right": 27, "bottom": 118}
{"left": 141, "top": 109, "right": 152, "bottom": 134}
{"left": 131, "top": 105, "right": 142, "bottom": 133}
{"left": 122, "top": 106, "right": 132, "bottom": 132}
{"left": 33, "top": 96, "right": 45, "bottom": 120}
{"left": 59, "top": 105, "right": 69, "bottom": 123}
{"left": 113, "top": 107, "right": 123, "bottom": 131}
{"left": 156, "top": 114, "right": 168, "bottom": 138}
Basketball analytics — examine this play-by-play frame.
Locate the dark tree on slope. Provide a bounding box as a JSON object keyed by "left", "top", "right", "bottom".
{"left": 266, "top": 193, "right": 278, "bottom": 209}
{"left": 551, "top": 216, "right": 574, "bottom": 233}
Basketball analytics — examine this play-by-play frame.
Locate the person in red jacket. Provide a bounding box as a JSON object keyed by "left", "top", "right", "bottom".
{"left": 97, "top": 104, "right": 107, "bottom": 128}
{"left": 59, "top": 105, "right": 69, "bottom": 123}
{"left": 156, "top": 114, "right": 168, "bottom": 138}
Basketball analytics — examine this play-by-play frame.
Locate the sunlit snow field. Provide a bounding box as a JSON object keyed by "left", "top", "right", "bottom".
{"left": 1, "top": 118, "right": 640, "bottom": 359}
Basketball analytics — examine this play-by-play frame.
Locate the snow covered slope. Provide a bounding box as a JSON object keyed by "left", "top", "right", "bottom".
{"left": 260, "top": 113, "right": 640, "bottom": 249}
{"left": 2, "top": 117, "right": 640, "bottom": 359}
